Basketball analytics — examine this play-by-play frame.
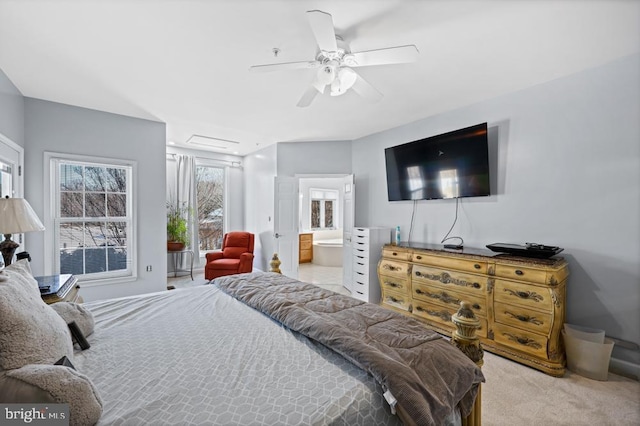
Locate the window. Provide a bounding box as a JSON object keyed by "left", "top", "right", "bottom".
{"left": 50, "top": 155, "right": 134, "bottom": 281}
{"left": 196, "top": 165, "right": 224, "bottom": 251}
{"left": 310, "top": 188, "right": 338, "bottom": 230}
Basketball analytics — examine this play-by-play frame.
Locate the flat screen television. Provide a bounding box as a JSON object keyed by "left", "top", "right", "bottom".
{"left": 384, "top": 123, "right": 490, "bottom": 201}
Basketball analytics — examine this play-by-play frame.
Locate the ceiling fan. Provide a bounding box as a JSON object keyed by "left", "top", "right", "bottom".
{"left": 249, "top": 10, "right": 419, "bottom": 107}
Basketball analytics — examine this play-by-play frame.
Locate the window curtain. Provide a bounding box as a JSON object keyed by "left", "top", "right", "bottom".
{"left": 175, "top": 154, "right": 200, "bottom": 261}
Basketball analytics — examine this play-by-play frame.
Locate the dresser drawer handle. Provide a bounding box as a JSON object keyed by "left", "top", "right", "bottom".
{"left": 383, "top": 264, "right": 400, "bottom": 272}
{"left": 415, "top": 289, "right": 424, "bottom": 295}
{"left": 472, "top": 303, "right": 481, "bottom": 310}
{"left": 515, "top": 270, "right": 524, "bottom": 276}
{"left": 474, "top": 264, "right": 481, "bottom": 269}
{"left": 504, "top": 289, "right": 544, "bottom": 302}
{"left": 504, "top": 333, "right": 543, "bottom": 349}
{"left": 473, "top": 282, "right": 481, "bottom": 289}
{"left": 506, "top": 311, "right": 544, "bottom": 325}
{"left": 392, "top": 252, "right": 398, "bottom": 256}
{"left": 387, "top": 282, "right": 401, "bottom": 288}
{"left": 416, "top": 255, "right": 422, "bottom": 260}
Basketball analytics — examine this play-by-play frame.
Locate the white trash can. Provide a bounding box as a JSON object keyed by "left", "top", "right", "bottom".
{"left": 562, "top": 323, "right": 614, "bottom": 381}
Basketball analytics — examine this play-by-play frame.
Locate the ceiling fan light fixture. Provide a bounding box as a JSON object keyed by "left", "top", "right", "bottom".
{"left": 316, "top": 63, "right": 336, "bottom": 86}
{"left": 330, "top": 67, "right": 357, "bottom": 96}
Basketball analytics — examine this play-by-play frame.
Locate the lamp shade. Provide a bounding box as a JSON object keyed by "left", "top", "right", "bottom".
{"left": 0, "top": 198, "right": 45, "bottom": 234}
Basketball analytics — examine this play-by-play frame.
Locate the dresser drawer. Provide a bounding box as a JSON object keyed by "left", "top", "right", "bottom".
{"left": 413, "top": 300, "right": 488, "bottom": 338}
{"left": 353, "top": 243, "right": 370, "bottom": 256}
{"left": 493, "top": 323, "right": 549, "bottom": 359}
{"left": 379, "top": 275, "right": 411, "bottom": 296}
{"left": 381, "top": 289, "right": 412, "bottom": 312}
{"left": 353, "top": 258, "right": 369, "bottom": 274}
{"left": 352, "top": 230, "right": 370, "bottom": 245}
{"left": 412, "top": 253, "right": 488, "bottom": 275}
{"left": 494, "top": 264, "right": 551, "bottom": 285}
{"left": 352, "top": 279, "right": 369, "bottom": 300}
{"left": 382, "top": 247, "right": 412, "bottom": 261}
{"left": 378, "top": 259, "right": 411, "bottom": 280}
{"left": 413, "top": 264, "right": 486, "bottom": 296}
{"left": 494, "top": 280, "right": 553, "bottom": 313}
{"left": 412, "top": 281, "right": 486, "bottom": 317}
{"left": 494, "top": 304, "right": 552, "bottom": 335}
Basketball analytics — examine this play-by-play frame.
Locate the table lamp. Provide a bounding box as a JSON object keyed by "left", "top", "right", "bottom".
{"left": 0, "top": 196, "right": 45, "bottom": 266}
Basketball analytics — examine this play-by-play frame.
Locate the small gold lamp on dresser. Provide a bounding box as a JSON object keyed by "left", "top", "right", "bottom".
{"left": 0, "top": 196, "right": 45, "bottom": 266}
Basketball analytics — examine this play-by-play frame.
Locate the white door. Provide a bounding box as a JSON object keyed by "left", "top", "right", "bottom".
{"left": 274, "top": 176, "right": 299, "bottom": 278}
{"left": 342, "top": 174, "right": 355, "bottom": 291}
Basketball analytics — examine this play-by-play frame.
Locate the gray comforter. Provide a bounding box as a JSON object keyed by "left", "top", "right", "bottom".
{"left": 215, "top": 272, "right": 485, "bottom": 426}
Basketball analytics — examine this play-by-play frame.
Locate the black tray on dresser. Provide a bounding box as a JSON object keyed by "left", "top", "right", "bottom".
{"left": 486, "top": 243, "right": 564, "bottom": 259}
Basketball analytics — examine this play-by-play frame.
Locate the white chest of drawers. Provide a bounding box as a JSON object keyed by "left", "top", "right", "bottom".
{"left": 350, "top": 227, "right": 391, "bottom": 303}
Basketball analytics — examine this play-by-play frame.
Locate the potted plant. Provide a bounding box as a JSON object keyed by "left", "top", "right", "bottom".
{"left": 167, "top": 201, "right": 191, "bottom": 251}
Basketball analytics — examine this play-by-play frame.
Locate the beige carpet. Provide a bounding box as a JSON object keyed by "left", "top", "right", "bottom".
{"left": 169, "top": 274, "right": 639, "bottom": 425}
{"left": 481, "top": 350, "right": 640, "bottom": 425}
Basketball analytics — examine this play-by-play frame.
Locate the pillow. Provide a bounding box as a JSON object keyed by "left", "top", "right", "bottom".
{"left": 0, "top": 260, "right": 74, "bottom": 370}
{"left": 4, "top": 364, "right": 103, "bottom": 426}
{"left": 51, "top": 302, "right": 95, "bottom": 339}
{"left": 0, "top": 370, "right": 57, "bottom": 403}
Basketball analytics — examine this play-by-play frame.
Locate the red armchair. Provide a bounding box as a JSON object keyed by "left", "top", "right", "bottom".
{"left": 205, "top": 232, "right": 255, "bottom": 281}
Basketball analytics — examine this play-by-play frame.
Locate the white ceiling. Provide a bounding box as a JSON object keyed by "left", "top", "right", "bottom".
{"left": 1, "top": 0, "right": 638, "bottom": 156}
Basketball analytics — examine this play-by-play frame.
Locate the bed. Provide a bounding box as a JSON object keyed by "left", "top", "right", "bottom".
{"left": 0, "top": 262, "right": 484, "bottom": 426}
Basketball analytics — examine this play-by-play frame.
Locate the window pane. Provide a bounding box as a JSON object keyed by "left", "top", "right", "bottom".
{"left": 85, "top": 193, "right": 106, "bottom": 217}
{"left": 196, "top": 166, "right": 224, "bottom": 251}
{"left": 84, "top": 221, "right": 106, "bottom": 247}
{"left": 60, "top": 192, "right": 83, "bottom": 217}
{"left": 106, "top": 221, "right": 127, "bottom": 247}
{"left": 60, "top": 164, "right": 83, "bottom": 191}
{"left": 311, "top": 200, "right": 320, "bottom": 228}
{"left": 107, "top": 193, "right": 126, "bottom": 217}
{"left": 85, "top": 167, "right": 106, "bottom": 191}
{"left": 60, "top": 249, "right": 83, "bottom": 275}
{"left": 85, "top": 248, "right": 107, "bottom": 273}
{"left": 325, "top": 201, "right": 334, "bottom": 228}
{"left": 105, "top": 168, "right": 126, "bottom": 192}
{"left": 59, "top": 223, "right": 84, "bottom": 249}
{"left": 108, "top": 247, "right": 127, "bottom": 271}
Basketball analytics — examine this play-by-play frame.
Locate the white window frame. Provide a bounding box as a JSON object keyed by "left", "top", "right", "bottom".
{"left": 44, "top": 152, "right": 137, "bottom": 285}
{"left": 309, "top": 188, "right": 338, "bottom": 230}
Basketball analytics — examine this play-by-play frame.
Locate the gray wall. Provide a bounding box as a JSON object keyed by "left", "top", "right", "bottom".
{"left": 0, "top": 68, "right": 24, "bottom": 147}
{"left": 24, "top": 98, "right": 167, "bottom": 302}
{"left": 277, "top": 140, "right": 352, "bottom": 176}
{"left": 352, "top": 54, "right": 640, "bottom": 369}
{"left": 243, "top": 143, "right": 277, "bottom": 271}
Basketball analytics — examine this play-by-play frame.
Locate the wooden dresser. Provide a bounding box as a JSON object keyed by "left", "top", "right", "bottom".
{"left": 299, "top": 233, "right": 313, "bottom": 263}
{"left": 378, "top": 243, "right": 569, "bottom": 376}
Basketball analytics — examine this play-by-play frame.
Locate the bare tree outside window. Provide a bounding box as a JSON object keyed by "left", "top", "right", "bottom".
{"left": 58, "top": 163, "right": 130, "bottom": 276}
{"left": 196, "top": 166, "right": 224, "bottom": 251}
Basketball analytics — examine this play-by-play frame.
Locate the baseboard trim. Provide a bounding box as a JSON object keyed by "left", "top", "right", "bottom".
{"left": 610, "top": 357, "right": 640, "bottom": 381}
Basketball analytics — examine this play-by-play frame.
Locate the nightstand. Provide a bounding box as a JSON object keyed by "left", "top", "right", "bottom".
{"left": 35, "top": 274, "right": 82, "bottom": 304}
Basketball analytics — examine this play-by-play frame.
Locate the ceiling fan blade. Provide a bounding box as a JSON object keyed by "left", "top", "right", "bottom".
{"left": 249, "top": 60, "right": 320, "bottom": 73}
{"left": 351, "top": 73, "right": 383, "bottom": 103}
{"left": 306, "top": 10, "right": 338, "bottom": 52}
{"left": 349, "top": 45, "right": 419, "bottom": 67}
{"left": 297, "top": 85, "right": 319, "bottom": 108}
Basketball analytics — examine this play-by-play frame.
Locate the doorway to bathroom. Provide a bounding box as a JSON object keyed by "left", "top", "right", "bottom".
{"left": 297, "top": 174, "right": 353, "bottom": 294}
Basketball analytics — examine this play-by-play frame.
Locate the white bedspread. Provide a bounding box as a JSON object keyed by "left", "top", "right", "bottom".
{"left": 75, "top": 285, "right": 401, "bottom": 425}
